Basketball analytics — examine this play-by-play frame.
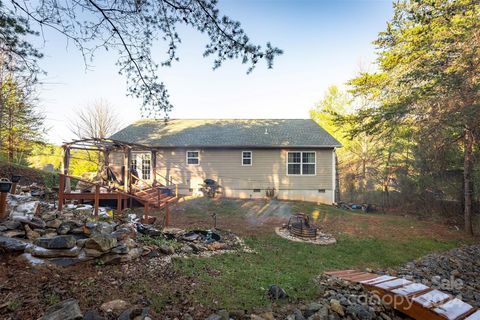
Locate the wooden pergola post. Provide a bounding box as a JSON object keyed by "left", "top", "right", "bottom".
{"left": 61, "top": 145, "right": 71, "bottom": 193}
{"left": 151, "top": 150, "right": 157, "bottom": 185}
{"left": 123, "top": 147, "right": 132, "bottom": 208}
{"left": 104, "top": 148, "right": 110, "bottom": 183}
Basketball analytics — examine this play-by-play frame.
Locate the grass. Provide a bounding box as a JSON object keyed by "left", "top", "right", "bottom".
{"left": 175, "top": 234, "right": 465, "bottom": 310}
{"left": 169, "top": 199, "right": 473, "bottom": 310}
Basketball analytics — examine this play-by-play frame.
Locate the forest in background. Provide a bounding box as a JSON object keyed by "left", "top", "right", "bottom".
{"left": 311, "top": 0, "right": 479, "bottom": 234}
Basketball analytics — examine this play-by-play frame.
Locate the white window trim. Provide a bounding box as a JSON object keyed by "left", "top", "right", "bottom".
{"left": 241, "top": 151, "right": 253, "bottom": 166}
{"left": 286, "top": 151, "right": 316, "bottom": 176}
{"left": 186, "top": 150, "right": 200, "bottom": 166}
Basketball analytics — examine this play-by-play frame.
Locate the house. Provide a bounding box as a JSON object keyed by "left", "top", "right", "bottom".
{"left": 109, "top": 119, "right": 341, "bottom": 204}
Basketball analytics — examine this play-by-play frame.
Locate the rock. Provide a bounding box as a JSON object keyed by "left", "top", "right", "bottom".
{"left": 292, "top": 309, "right": 306, "bottom": 320}
{"left": 309, "top": 306, "right": 329, "bottom": 320}
{"left": 229, "top": 310, "right": 246, "bottom": 319}
{"left": 258, "top": 311, "right": 275, "bottom": 320}
{"left": 92, "top": 222, "right": 115, "bottom": 235}
{"left": 1, "top": 229, "right": 25, "bottom": 237}
{"left": 0, "top": 236, "right": 27, "bottom": 252}
{"left": 24, "top": 224, "right": 41, "bottom": 240}
{"left": 217, "top": 309, "right": 229, "bottom": 320}
{"left": 85, "top": 235, "right": 117, "bottom": 252}
{"left": 35, "top": 235, "right": 77, "bottom": 249}
{"left": 346, "top": 303, "right": 374, "bottom": 320}
{"left": 57, "top": 221, "right": 74, "bottom": 235}
{"left": 76, "top": 238, "right": 88, "bottom": 248}
{"left": 111, "top": 243, "right": 129, "bottom": 254}
{"left": 308, "top": 302, "right": 324, "bottom": 313}
{"left": 46, "top": 219, "right": 62, "bottom": 229}
{"left": 82, "top": 310, "right": 104, "bottom": 320}
{"left": 1, "top": 220, "right": 21, "bottom": 230}
{"left": 207, "top": 242, "right": 228, "bottom": 251}
{"left": 84, "top": 248, "right": 105, "bottom": 257}
{"left": 10, "top": 200, "right": 40, "bottom": 217}
{"left": 118, "top": 307, "right": 150, "bottom": 320}
{"left": 136, "top": 224, "right": 162, "bottom": 236}
{"left": 30, "top": 246, "right": 81, "bottom": 258}
{"left": 100, "top": 247, "right": 143, "bottom": 264}
{"left": 267, "top": 284, "right": 287, "bottom": 299}
{"left": 329, "top": 299, "right": 344, "bottom": 317}
{"left": 14, "top": 216, "right": 46, "bottom": 228}
{"left": 205, "top": 314, "right": 222, "bottom": 320}
{"left": 159, "top": 244, "right": 175, "bottom": 255}
{"left": 181, "top": 245, "right": 194, "bottom": 254}
{"left": 41, "top": 298, "right": 82, "bottom": 320}
{"left": 250, "top": 316, "right": 264, "bottom": 320}
{"left": 16, "top": 253, "right": 47, "bottom": 267}
{"left": 100, "top": 299, "right": 129, "bottom": 315}
{"left": 111, "top": 224, "right": 136, "bottom": 241}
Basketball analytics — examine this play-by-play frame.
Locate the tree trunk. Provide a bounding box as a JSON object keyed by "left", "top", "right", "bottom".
{"left": 463, "top": 127, "right": 474, "bottom": 235}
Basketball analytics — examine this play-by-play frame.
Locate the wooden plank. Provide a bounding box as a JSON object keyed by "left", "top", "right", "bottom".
{"left": 63, "top": 192, "right": 128, "bottom": 200}
{"left": 361, "top": 275, "right": 396, "bottom": 285}
{"left": 412, "top": 290, "right": 451, "bottom": 308}
{"left": 391, "top": 283, "right": 430, "bottom": 296}
{"left": 374, "top": 278, "right": 412, "bottom": 290}
{"left": 465, "top": 310, "right": 480, "bottom": 320}
{"left": 324, "top": 269, "right": 478, "bottom": 320}
{"left": 433, "top": 299, "right": 473, "bottom": 320}
{"left": 325, "top": 269, "right": 358, "bottom": 276}
{"left": 347, "top": 273, "right": 379, "bottom": 282}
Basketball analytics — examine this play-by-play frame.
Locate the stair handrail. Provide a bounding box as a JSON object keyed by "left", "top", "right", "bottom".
{"left": 153, "top": 171, "right": 179, "bottom": 198}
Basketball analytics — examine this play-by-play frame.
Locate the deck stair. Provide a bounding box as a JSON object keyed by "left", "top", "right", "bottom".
{"left": 133, "top": 186, "right": 178, "bottom": 209}
{"left": 325, "top": 270, "right": 480, "bottom": 320}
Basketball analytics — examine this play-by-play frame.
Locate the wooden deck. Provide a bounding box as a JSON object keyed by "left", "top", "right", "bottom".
{"left": 57, "top": 173, "right": 179, "bottom": 224}
{"left": 325, "top": 269, "right": 479, "bottom": 320}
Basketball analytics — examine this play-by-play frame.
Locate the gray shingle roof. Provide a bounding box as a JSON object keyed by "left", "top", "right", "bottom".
{"left": 110, "top": 119, "right": 341, "bottom": 148}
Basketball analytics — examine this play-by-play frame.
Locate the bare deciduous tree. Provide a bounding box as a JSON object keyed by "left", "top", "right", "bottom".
{"left": 69, "top": 99, "right": 122, "bottom": 140}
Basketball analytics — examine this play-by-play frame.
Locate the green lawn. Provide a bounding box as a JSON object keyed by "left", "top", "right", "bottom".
{"left": 170, "top": 199, "right": 472, "bottom": 310}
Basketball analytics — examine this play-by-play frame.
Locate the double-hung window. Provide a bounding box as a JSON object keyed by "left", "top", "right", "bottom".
{"left": 242, "top": 151, "right": 252, "bottom": 166}
{"left": 287, "top": 151, "right": 316, "bottom": 175}
{"left": 186, "top": 151, "right": 199, "bottom": 165}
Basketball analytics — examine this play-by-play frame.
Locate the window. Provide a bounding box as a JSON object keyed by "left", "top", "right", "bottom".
{"left": 186, "top": 151, "right": 199, "bottom": 165}
{"left": 131, "top": 152, "right": 151, "bottom": 180}
{"left": 287, "top": 151, "right": 316, "bottom": 175}
{"left": 141, "top": 156, "right": 151, "bottom": 180}
{"left": 242, "top": 151, "right": 252, "bottom": 166}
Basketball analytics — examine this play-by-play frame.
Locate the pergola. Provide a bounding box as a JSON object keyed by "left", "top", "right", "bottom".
{"left": 58, "top": 138, "right": 178, "bottom": 222}
{"left": 61, "top": 137, "right": 160, "bottom": 192}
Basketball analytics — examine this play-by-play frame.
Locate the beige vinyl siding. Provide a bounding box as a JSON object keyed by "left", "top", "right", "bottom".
{"left": 108, "top": 148, "right": 335, "bottom": 203}
{"left": 155, "top": 148, "right": 333, "bottom": 190}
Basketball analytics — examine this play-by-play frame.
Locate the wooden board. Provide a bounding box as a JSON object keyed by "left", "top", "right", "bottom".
{"left": 324, "top": 270, "right": 477, "bottom": 320}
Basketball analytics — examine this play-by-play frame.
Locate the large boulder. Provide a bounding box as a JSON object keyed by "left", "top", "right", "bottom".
{"left": 85, "top": 235, "right": 117, "bottom": 252}
{"left": 0, "top": 236, "right": 27, "bottom": 252}
{"left": 41, "top": 299, "right": 82, "bottom": 320}
{"left": 35, "top": 235, "right": 77, "bottom": 249}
